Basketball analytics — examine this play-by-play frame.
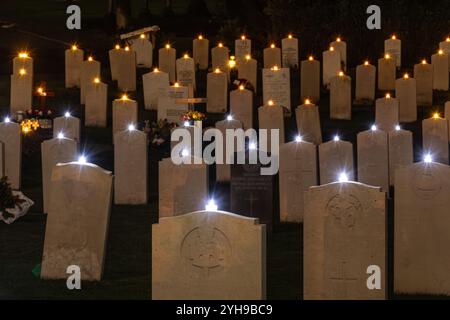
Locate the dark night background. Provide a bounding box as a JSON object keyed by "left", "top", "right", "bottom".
{"left": 0, "top": 0, "right": 449, "bottom": 300}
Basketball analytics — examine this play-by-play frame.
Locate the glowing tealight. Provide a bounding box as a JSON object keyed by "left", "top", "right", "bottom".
{"left": 19, "top": 68, "right": 26, "bottom": 76}
{"left": 338, "top": 71, "right": 344, "bottom": 77}
{"left": 128, "top": 124, "right": 136, "bottom": 131}
{"left": 215, "top": 68, "right": 221, "bottom": 73}
{"left": 295, "top": 135, "right": 302, "bottom": 143}
{"left": 364, "top": 60, "right": 369, "bottom": 66}
{"left": 422, "top": 59, "right": 427, "bottom": 64}
{"left": 64, "top": 111, "right": 71, "bottom": 118}
{"left": 447, "top": 37, "right": 450, "bottom": 42}
{"left": 334, "top": 135, "right": 340, "bottom": 141}
{"left": 385, "top": 54, "right": 390, "bottom": 59}
{"left": 165, "top": 44, "right": 171, "bottom": 49}
{"left": 218, "top": 43, "right": 223, "bottom": 48}
{"left": 174, "top": 82, "right": 180, "bottom": 88}
{"left": 268, "top": 100, "right": 274, "bottom": 106}
{"left": 37, "top": 87, "right": 43, "bottom": 94}
{"left": 4, "top": 117, "right": 10, "bottom": 123}
{"left": 386, "top": 93, "right": 391, "bottom": 99}
{"left": 121, "top": 94, "right": 128, "bottom": 100}
{"left": 115, "top": 44, "right": 120, "bottom": 50}
{"left": 371, "top": 125, "right": 378, "bottom": 131}
{"left": 227, "top": 115, "right": 233, "bottom": 121}
{"left": 404, "top": 73, "right": 409, "bottom": 79}
{"left": 71, "top": 45, "right": 78, "bottom": 51}
{"left": 330, "top": 46, "right": 335, "bottom": 51}
{"left": 433, "top": 113, "right": 440, "bottom": 119}
{"left": 395, "top": 125, "right": 401, "bottom": 131}
{"left": 392, "top": 35, "right": 397, "bottom": 40}
{"left": 272, "top": 66, "right": 279, "bottom": 71}
{"left": 18, "top": 52, "right": 28, "bottom": 58}
{"left": 239, "top": 85, "right": 245, "bottom": 91}
{"left": 140, "top": 34, "right": 145, "bottom": 39}
{"left": 78, "top": 155, "right": 87, "bottom": 164}
{"left": 198, "top": 35, "right": 203, "bottom": 40}
{"left": 308, "top": 56, "right": 314, "bottom": 61}
{"left": 336, "top": 37, "right": 341, "bottom": 42}
{"left": 184, "top": 54, "right": 189, "bottom": 59}
{"left": 288, "top": 34, "right": 293, "bottom": 39}
{"left": 241, "top": 35, "right": 246, "bottom": 40}
{"left": 424, "top": 154, "right": 433, "bottom": 163}
{"left": 88, "top": 56, "right": 93, "bottom": 62}
{"left": 338, "top": 172, "right": 349, "bottom": 183}
{"left": 125, "top": 46, "right": 130, "bottom": 51}
{"left": 57, "top": 132, "right": 65, "bottom": 139}
{"left": 270, "top": 44, "right": 275, "bottom": 49}
{"left": 205, "top": 199, "right": 218, "bottom": 211}
{"left": 94, "top": 77, "right": 100, "bottom": 84}
{"left": 245, "top": 54, "right": 251, "bottom": 61}
{"left": 305, "top": 99, "right": 311, "bottom": 105}
{"left": 153, "top": 67, "right": 159, "bottom": 73}
{"left": 438, "top": 49, "right": 444, "bottom": 55}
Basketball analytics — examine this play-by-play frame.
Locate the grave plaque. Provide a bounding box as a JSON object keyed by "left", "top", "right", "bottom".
{"left": 262, "top": 67, "right": 291, "bottom": 112}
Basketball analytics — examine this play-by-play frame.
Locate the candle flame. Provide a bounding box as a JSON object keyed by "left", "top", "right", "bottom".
{"left": 94, "top": 77, "right": 100, "bottom": 84}
{"left": 19, "top": 68, "right": 26, "bottom": 75}
{"left": 386, "top": 93, "right": 391, "bottom": 99}
{"left": 71, "top": 45, "right": 78, "bottom": 51}
{"left": 140, "top": 34, "right": 145, "bottom": 39}
{"left": 422, "top": 59, "right": 427, "bottom": 64}
{"left": 121, "top": 94, "right": 128, "bottom": 100}
{"left": 239, "top": 85, "right": 245, "bottom": 91}
{"left": 433, "top": 113, "right": 440, "bottom": 119}
{"left": 404, "top": 73, "right": 409, "bottom": 79}
{"left": 268, "top": 100, "right": 274, "bottom": 106}
{"left": 88, "top": 56, "right": 93, "bottom": 62}
{"left": 308, "top": 56, "right": 314, "bottom": 61}
{"left": 270, "top": 44, "right": 275, "bottom": 49}
{"left": 18, "top": 52, "right": 29, "bottom": 59}
{"left": 241, "top": 35, "right": 246, "bottom": 40}
{"left": 165, "top": 44, "right": 171, "bottom": 49}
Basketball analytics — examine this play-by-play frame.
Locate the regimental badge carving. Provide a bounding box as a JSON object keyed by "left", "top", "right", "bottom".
{"left": 412, "top": 166, "right": 442, "bottom": 200}
{"left": 180, "top": 226, "right": 232, "bottom": 279}
{"left": 326, "top": 194, "right": 362, "bottom": 229}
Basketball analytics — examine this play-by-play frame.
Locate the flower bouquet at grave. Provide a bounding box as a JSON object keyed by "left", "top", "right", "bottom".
{"left": 0, "top": 176, "right": 34, "bottom": 225}
{"left": 25, "top": 108, "right": 54, "bottom": 129}
{"left": 144, "top": 119, "right": 178, "bottom": 147}
{"left": 181, "top": 110, "right": 207, "bottom": 125}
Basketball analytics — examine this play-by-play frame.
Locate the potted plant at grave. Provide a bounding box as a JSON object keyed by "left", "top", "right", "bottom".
{"left": 181, "top": 110, "right": 206, "bottom": 128}
{"left": 0, "top": 176, "right": 34, "bottom": 225}
{"left": 144, "top": 119, "right": 178, "bottom": 158}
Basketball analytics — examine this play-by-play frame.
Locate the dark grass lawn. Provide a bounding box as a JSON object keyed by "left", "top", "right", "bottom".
{"left": 0, "top": 10, "right": 449, "bottom": 300}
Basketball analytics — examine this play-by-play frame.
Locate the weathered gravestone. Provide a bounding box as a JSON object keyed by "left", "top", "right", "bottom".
{"left": 279, "top": 140, "right": 317, "bottom": 223}
{"left": 414, "top": 60, "right": 433, "bottom": 106}
{"left": 330, "top": 73, "right": 351, "bottom": 120}
{"left": 114, "top": 129, "right": 148, "bottom": 205}
{"left": 152, "top": 210, "right": 266, "bottom": 300}
{"left": 159, "top": 44, "right": 176, "bottom": 83}
{"left": 262, "top": 67, "right": 291, "bottom": 112}
{"left": 207, "top": 69, "right": 228, "bottom": 113}
{"left": 263, "top": 44, "right": 282, "bottom": 69}
{"left": 159, "top": 157, "right": 208, "bottom": 218}
{"left": 300, "top": 57, "right": 320, "bottom": 103}
{"left": 396, "top": 75, "right": 417, "bottom": 123}
{"left": 0, "top": 121, "right": 21, "bottom": 190}
{"left": 112, "top": 96, "right": 138, "bottom": 137}
{"left": 304, "top": 182, "right": 386, "bottom": 300}
{"left": 432, "top": 51, "right": 449, "bottom": 91}
{"left": 388, "top": 128, "right": 413, "bottom": 186}
{"left": 85, "top": 79, "right": 108, "bottom": 128}
{"left": 282, "top": 35, "right": 299, "bottom": 68}
{"left": 357, "top": 129, "right": 389, "bottom": 194}
{"left": 65, "top": 46, "right": 84, "bottom": 88}
{"left": 53, "top": 115, "right": 80, "bottom": 143}
{"left": 378, "top": 55, "right": 396, "bottom": 91}
{"left": 157, "top": 84, "right": 189, "bottom": 124}
{"left": 395, "top": 162, "right": 450, "bottom": 295}
{"left": 230, "top": 87, "right": 253, "bottom": 129}
{"left": 215, "top": 119, "right": 243, "bottom": 182}
{"left": 41, "top": 162, "right": 113, "bottom": 281}
{"left": 375, "top": 95, "right": 399, "bottom": 132}
{"left": 295, "top": 101, "right": 322, "bottom": 145}
{"left": 80, "top": 58, "right": 100, "bottom": 104}
{"left": 355, "top": 62, "right": 376, "bottom": 104}
{"left": 422, "top": 116, "right": 449, "bottom": 165}
{"left": 143, "top": 69, "right": 169, "bottom": 110}
{"left": 319, "top": 139, "right": 354, "bottom": 185}
{"left": 41, "top": 137, "right": 77, "bottom": 214}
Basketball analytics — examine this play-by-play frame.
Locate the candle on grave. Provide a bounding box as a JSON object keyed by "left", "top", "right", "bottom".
{"left": 108, "top": 44, "right": 122, "bottom": 81}
{"left": 112, "top": 94, "right": 138, "bottom": 137}
{"left": 378, "top": 53, "right": 396, "bottom": 91}
{"left": 193, "top": 35, "right": 209, "bottom": 70}
{"left": 230, "top": 85, "right": 253, "bottom": 129}
{"left": 206, "top": 68, "right": 228, "bottom": 113}
{"left": 65, "top": 44, "right": 84, "bottom": 88}
{"left": 439, "top": 37, "right": 450, "bottom": 72}
{"left": 211, "top": 42, "right": 229, "bottom": 75}
{"left": 395, "top": 73, "right": 417, "bottom": 122}
{"left": 159, "top": 43, "right": 176, "bottom": 83}
{"left": 385, "top": 34, "right": 401, "bottom": 67}
{"left": 281, "top": 34, "right": 299, "bottom": 68}
{"left": 300, "top": 55, "right": 320, "bottom": 103}
{"left": 117, "top": 46, "right": 136, "bottom": 92}
{"left": 375, "top": 93, "right": 399, "bottom": 131}
{"left": 10, "top": 68, "right": 32, "bottom": 114}
{"left": 432, "top": 49, "right": 449, "bottom": 91}
{"left": 85, "top": 77, "right": 108, "bottom": 127}
{"left": 235, "top": 35, "right": 251, "bottom": 61}
{"left": 355, "top": 60, "right": 376, "bottom": 102}
{"left": 322, "top": 46, "right": 341, "bottom": 88}
{"left": 13, "top": 51, "right": 33, "bottom": 77}
{"left": 263, "top": 43, "right": 282, "bottom": 69}
{"left": 131, "top": 33, "right": 153, "bottom": 68}
{"left": 143, "top": 67, "right": 169, "bottom": 111}
{"left": 330, "top": 71, "right": 352, "bottom": 120}
{"left": 423, "top": 113, "right": 449, "bottom": 164}
{"left": 80, "top": 56, "right": 101, "bottom": 105}
{"left": 330, "top": 37, "right": 347, "bottom": 70}
{"left": 413, "top": 59, "right": 433, "bottom": 106}
{"left": 176, "top": 54, "right": 196, "bottom": 91}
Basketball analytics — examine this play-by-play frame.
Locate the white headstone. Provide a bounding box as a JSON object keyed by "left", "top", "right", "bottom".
{"left": 143, "top": 69, "right": 170, "bottom": 110}
{"left": 395, "top": 162, "right": 450, "bottom": 295}
{"left": 258, "top": 103, "right": 285, "bottom": 150}
{"left": 375, "top": 96, "right": 399, "bottom": 132}
{"left": 396, "top": 76, "right": 417, "bottom": 122}
{"left": 238, "top": 56, "right": 257, "bottom": 92}
{"left": 10, "top": 73, "right": 32, "bottom": 113}
{"left": 41, "top": 137, "right": 77, "bottom": 213}
{"left": 230, "top": 88, "right": 253, "bottom": 129}
{"left": 295, "top": 102, "right": 322, "bottom": 145}
{"left": 65, "top": 47, "right": 84, "bottom": 88}
{"left": 282, "top": 36, "right": 299, "bottom": 68}
{"left": 85, "top": 81, "right": 108, "bottom": 128}
{"left": 263, "top": 45, "right": 282, "bottom": 69}
{"left": 355, "top": 62, "right": 376, "bottom": 103}
{"left": 157, "top": 84, "right": 189, "bottom": 124}
{"left": 422, "top": 117, "right": 449, "bottom": 165}
{"left": 235, "top": 37, "right": 252, "bottom": 61}
{"left": 319, "top": 139, "right": 354, "bottom": 185}
{"left": 300, "top": 57, "right": 320, "bottom": 103}
{"left": 439, "top": 38, "right": 450, "bottom": 71}
{"left": 211, "top": 44, "right": 229, "bottom": 73}
{"left": 109, "top": 46, "right": 121, "bottom": 81}
{"left": 215, "top": 119, "right": 243, "bottom": 182}
{"left": 330, "top": 39, "right": 347, "bottom": 70}
{"left": 159, "top": 45, "right": 176, "bottom": 83}
{"left": 357, "top": 129, "right": 389, "bottom": 193}
{"left": 131, "top": 36, "right": 153, "bottom": 68}
{"left": 207, "top": 70, "right": 228, "bottom": 113}
{"left": 53, "top": 115, "right": 80, "bottom": 143}
{"left": 388, "top": 129, "right": 413, "bottom": 186}
{"left": 152, "top": 210, "right": 266, "bottom": 300}
{"left": 114, "top": 129, "right": 148, "bottom": 204}
{"left": 80, "top": 58, "right": 101, "bottom": 104}
{"left": 0, "top": 122, "right": 21, "bottom": 190}
{"left": 193, "top": 37, "right": 209, "bottom": 70}
{"left": 112, "top": 97, "right": 138, "bottom": 137}
{"left": 377, "top": 56, "right": 396, "bottom": 91}
{"left": 330, "top": 74, "right": 351, "bottom": 120}
{"left": 158, "top": 158, "right": 208, "bottom": 218}
{"left": 384, "top": 37, "right": 401, "bottom": 67}
{"left": 414, "top": 61, "right": 433, "bottom": 106}
{"left": 41, "top": 162, "right": 113, "bottom": 281}
{"left": 176, "top": 56, "right": 196, "bottom": 90}
{"left": 262, "top": 67, "right": 291, "bottom": 112}
{"left": 446, "top": 101, "right": 450, "bottom": 141}
{"left": 304, "top": 181, "right": 386, "bottom": 300}
{"left": 432, "top": 51, "right": 449, "bottom": 91}
{"left": 322, "top": 48, "right": 341, "bottom": 87}
{"left": 279, "top": 140, "right": 317, "bottom": 223}
{"left": 117, "top": 48, "right": 136, "bottom": 92}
